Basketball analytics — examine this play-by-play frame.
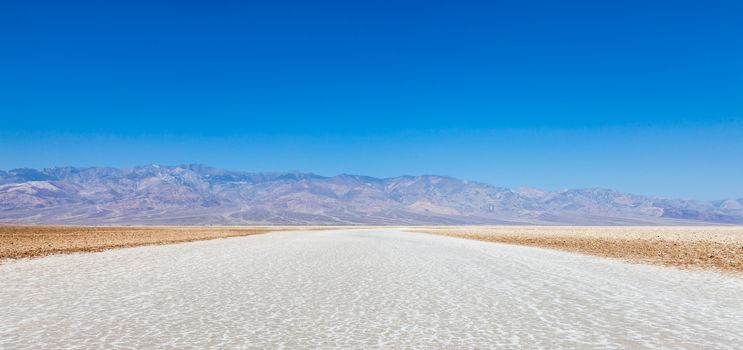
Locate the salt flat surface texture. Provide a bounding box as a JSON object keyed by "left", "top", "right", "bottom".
{"left": 1, "top": 229, "right": 742, "bottom": 349}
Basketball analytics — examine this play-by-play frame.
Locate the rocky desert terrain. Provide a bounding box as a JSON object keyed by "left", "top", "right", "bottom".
{"left": 413, "top": 226, "right": 743, "bottom": 272}
{"left": 0, "top": 225, "right": 333, "bottom": 260}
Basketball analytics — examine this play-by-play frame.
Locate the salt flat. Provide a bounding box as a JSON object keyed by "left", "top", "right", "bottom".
{"left": 1, "top": 229, "right": 742, "bottom": 349}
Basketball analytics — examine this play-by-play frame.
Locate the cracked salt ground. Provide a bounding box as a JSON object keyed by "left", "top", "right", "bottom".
{"left": 1, "top": 229, "right": 742, "bottom": 349}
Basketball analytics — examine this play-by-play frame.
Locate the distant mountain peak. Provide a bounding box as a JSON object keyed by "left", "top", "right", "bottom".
{"left": 1, "top": 164, "right": 741, "bottom": 225}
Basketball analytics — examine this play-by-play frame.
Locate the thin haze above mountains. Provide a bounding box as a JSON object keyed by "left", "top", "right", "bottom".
{"left": 1, "top": 164, "right": 742, "bottom": 225}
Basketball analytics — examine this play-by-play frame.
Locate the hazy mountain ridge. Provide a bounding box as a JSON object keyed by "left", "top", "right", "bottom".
{"left": 1, "top": 164, "right": 741, "bottom": 225}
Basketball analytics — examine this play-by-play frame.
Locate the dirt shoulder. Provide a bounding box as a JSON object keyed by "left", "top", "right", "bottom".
{"left": 410, "top": 226, "right": 743, "bottom": 273}
{"left": 0, "top": 225, "right": 341, "bottom": 261}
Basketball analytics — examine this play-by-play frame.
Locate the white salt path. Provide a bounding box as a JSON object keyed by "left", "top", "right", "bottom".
{"left": 1, "top": 229, "right": 742, "bottom": 349}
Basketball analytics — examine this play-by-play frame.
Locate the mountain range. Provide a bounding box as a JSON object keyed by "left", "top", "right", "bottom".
{"left": 1, "top": 164, "right": 741, "bottom": 225}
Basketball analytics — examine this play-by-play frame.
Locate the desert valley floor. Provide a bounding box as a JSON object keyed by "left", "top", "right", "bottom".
{"left": 1, "top": 229, "right": 742, "bottom": 349}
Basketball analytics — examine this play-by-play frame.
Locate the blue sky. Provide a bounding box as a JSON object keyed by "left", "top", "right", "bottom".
{"left": 1, "top": 0, "right": 741, "bottom": 199}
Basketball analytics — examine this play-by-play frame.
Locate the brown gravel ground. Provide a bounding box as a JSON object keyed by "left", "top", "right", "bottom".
{"left": 0, "top": 225, "right": 341, "bottom": 261}
{"left": 410, "top": 226, "right": 743, "bottom": 273}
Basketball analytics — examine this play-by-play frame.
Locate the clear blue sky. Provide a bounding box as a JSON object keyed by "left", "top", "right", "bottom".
{"left": 1, "top": 0, "right": 741, "bottom": 199}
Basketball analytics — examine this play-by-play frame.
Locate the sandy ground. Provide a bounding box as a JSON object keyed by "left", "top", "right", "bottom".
{"left": 0, "top": 225, "right": 338, "bottom": 260}
{"left": 411, "top": 226, "right": 743, "bottom": 273}
{"left": 1, "top": 229, "right": 741, "bottom": 349}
